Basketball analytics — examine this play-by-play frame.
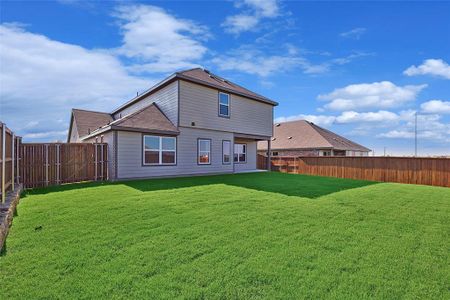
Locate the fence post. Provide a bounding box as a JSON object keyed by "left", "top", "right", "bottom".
{"left": 94, "top": 144, "right": 98, "bottom": 181}
{"left": 1, "top": 123, "right": 5, "bottom": 203}
{"left": 11, "top": 133, "right": 15, "bottom": 191}
{"left": 100, "top": 144, "right": 104, "bottom": 180}
{"left": 15, "top": 138, "right": 18, "bottom": 185}
{"left": 45, "top": 144, "right": 49, "bottom": 186}
{"left": 56, "top": 144, "right": 60, "bottom": 184}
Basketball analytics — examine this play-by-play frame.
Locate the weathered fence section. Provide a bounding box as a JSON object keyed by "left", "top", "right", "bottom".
{"left": 0, "top": 122, "right": 21, "bottom": 203}
{"left": 20, "top": 143, "right": 108, "bottom": 188}
{"left": 258, "top": 155, "right": 450, "bottom": 188}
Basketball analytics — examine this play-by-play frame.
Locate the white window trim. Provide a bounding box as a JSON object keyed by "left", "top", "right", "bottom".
{"left": 198, "top": 139, "right": 211, "bottom": 165}
{"left": 143, "top": 135, "right": 176, "bottom": 166}
{"left": 218, "top": 92, "right": 230, "bottom": 117}
{"left": 234, "top": 143, "right": 247, "bottom": 163}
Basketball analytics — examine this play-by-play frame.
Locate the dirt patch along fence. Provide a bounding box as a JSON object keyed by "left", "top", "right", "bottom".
{"left": 20, "top": 143, "right": 108, "bottom": 189}
{"left": 257, "top": 155, "right": 450, "bottom": 188}
{"left": 0, "top": 122, "right": 21, "bottom": 203}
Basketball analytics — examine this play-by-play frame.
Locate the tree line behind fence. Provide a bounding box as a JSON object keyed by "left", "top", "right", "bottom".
{"left": 258, "top": 155, "right": 450, "bottom": 188}
{"left": 1, "top": 122, "right": 108, "bottom": 202}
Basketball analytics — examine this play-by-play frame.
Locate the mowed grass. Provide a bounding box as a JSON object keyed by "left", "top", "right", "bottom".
{"left": 1, "top": 172, "right": 449, "bottom": 299}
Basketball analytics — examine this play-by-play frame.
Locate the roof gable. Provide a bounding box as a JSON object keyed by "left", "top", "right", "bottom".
{"left": 111, "top": 68, "right": 277, "bottom": 115}
{"left": 71, "top": 109, "right": 113, "bottom": 138}
{"left": 111, "top": 103, "right": 178, "bottom": 133}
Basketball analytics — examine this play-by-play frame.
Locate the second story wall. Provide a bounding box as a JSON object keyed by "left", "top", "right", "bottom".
{"left": 113, "top": 81, "right": 178, "bottom": 126}
{"left": 179, "top": 80, "right": 273, "bottom": 137}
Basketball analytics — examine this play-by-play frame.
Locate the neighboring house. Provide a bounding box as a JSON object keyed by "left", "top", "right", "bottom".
{"left": 68, "top": 68, "right": 277, "bottom": 180}
{"left": 257, "top": 120, "right": 370, "bottom": 157}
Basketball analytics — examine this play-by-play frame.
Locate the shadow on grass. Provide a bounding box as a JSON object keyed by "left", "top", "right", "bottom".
{"left": 124, "top": 172, "right": 379, "bottom": 199}
{"left": 22, "top": 172, "right": 379, "bottom": 199}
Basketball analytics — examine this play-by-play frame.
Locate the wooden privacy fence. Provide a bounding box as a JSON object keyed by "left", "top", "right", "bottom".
{"left": 20, "top": 143, "right": 108, "bottom": 188}
{"left": 258, "top": 155, "right": 450, "bottom": 188}
{"left": 0, "top": 122, "right": 21, "bottom": 203}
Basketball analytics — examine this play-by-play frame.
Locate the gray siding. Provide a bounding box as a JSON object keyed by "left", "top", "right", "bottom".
{"left": 113, "top": 81, "right": 178, "bottom": 126}
{"left": 116, "top": 127, "right": 234, "bottom": 179}
{"left": 233, "top": 139, "right": 257, "bottom": 172}
{"left": 69, "top": 119, "right": 79, "bottom": 142}
{"left": 179, "top": 80, "right": 273, "bottom": 137}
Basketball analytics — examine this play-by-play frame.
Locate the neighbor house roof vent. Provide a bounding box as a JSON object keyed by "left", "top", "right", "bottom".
{"left": 288, "top": 136, "right": 293, "bottom": 139}
{"left": 275, "top": 123, "right": 281, "bottom": 127}
{"left": 271, "top": 137, "right": 276, "bottom": 141}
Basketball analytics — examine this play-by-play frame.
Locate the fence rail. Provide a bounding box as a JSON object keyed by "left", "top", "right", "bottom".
{"left": 0, "top": 122, "right": 21, "bottom": 203}
{"left": 258, "top": 155, "right": 450, "bottom": 188}
{"left": 20, "top": 143, "right": 108, "bottom": 189}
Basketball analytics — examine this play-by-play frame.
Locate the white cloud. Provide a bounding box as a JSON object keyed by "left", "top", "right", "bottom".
{"left": 0, "top": 23, "right": 150, "bottom": 142}
{"left": 212, "top": 45, "right": 370, "bottom": 77}
{"left": 222, "top": 14, "right": 260, "bottom": 35}
{"left": 274, "top": 114, "right": 336, "bottom": 126}
{"left": 114, "top": 5, "right": 210, "bottom": 73}
{"left": 222, "top": 0, "right": 280, "bottom": 34}
{"left": 378, "top": 130, "right": 449, "bottom": 142}
{"left": 319, "top": 81, "right": 427, "bottom": 111}
{"left": 403, "top": 59, "right": 450, "bottom": 79}
{"left": 212, "top": 47, "right": 305, "bottom": 77}
{"left": 378, "top": 112, "right": 450, "bottom": 142}
{"left": 420, "top": 100, "right": 450, "bottom": 114}
{"left": 239, "top": 0, "right": 280, "bottom": 17}
{"left": 340, "top": 27, "right": 366, "bottom": 39}
{"left": 335, "top": 110, "right": 399, "bottom": 123}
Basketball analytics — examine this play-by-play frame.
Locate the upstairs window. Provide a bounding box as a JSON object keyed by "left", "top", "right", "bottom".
{"left": 234, "top": 143, "right": 246, "bottom": 163}
{"left": 219, "top": 92, "right": 230, "bottom": 117}
{"left": 143, "top": 135, "right": 176, "bottom": 165}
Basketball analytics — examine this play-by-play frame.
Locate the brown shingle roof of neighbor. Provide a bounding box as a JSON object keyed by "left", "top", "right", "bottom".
{"left": 177, "top": 68, "right": 278, "bottom": 105}
{"left": 258, "top": 120, "right": 370, "bottom": 152}
{"left": 71, "top": 109, "right": 113, "bottom": 138}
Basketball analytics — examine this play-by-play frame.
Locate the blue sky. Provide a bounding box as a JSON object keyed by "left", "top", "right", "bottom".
{"left": 1, "top": 0, "right": 449, "bottom": 156}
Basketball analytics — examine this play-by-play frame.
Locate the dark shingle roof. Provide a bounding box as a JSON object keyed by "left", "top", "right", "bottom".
{"left": 71, "top": 109, "right": 113, "bottom": 137}
{"left": 258, "top": 120, "right": 370, "bottom": 152}
{"left": 111, "top": 103, "right": 178, "bottom": 133}
{"left": 71, "top": 104, "right": 178, "bottom": 140}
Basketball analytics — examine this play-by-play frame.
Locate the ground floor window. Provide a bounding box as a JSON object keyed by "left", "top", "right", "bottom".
{"left": 271, "top": 151, "right": 279, "bottom": 156}
{"left": 198, "top": 139, "right": 211, "bottom": 164}
{"left": 234, "top": 143, "right": 246, "bottom": 163}
{"left": 143, "top": 135, "right": 176, "bottom": 165}
{"left": 322, "top": 150, "right": 332, "bottom": 156}
{"left": 222, "top": 140, "right": 231, "bottom": 164}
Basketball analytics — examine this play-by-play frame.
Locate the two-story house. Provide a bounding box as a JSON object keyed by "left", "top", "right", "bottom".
{"left": 68, "top": 68, "right": 277, "bottom": 180}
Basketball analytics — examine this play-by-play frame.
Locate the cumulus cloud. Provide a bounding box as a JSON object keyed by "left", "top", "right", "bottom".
{"left": 335, "top": 111, "right": 399, "bottom": 123}
{"left": 274, "top": 110, "right": 401, "bottom": 126}
{"left": 222, "top": 0, "right": 280, "bottom": 34}
{"left": 378, "top": 112, "right": 450, "bottom": 142}
{"left": 318, "top": 81, "right": 427, "bottom": 111}
{"left": 114, "top": 5, "right": 210, "bottom": 73}
{"left": 403, "top": 59, "right": 450, "bottom": 79}
{"left": 340, "top": 27, "right": 366, "bottom": 39}
{"left": 0, "top": 23, "right": 150, "bottom": 142}
{"left": 420, "top": 100, "right": 450, "bottom": 114}
{"left": 274, "top": 114, "right": 336, "bottom": 126}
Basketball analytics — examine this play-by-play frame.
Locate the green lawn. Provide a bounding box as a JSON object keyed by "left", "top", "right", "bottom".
{"left": 1, "top": 172, "right": 449, "bottom": 299}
